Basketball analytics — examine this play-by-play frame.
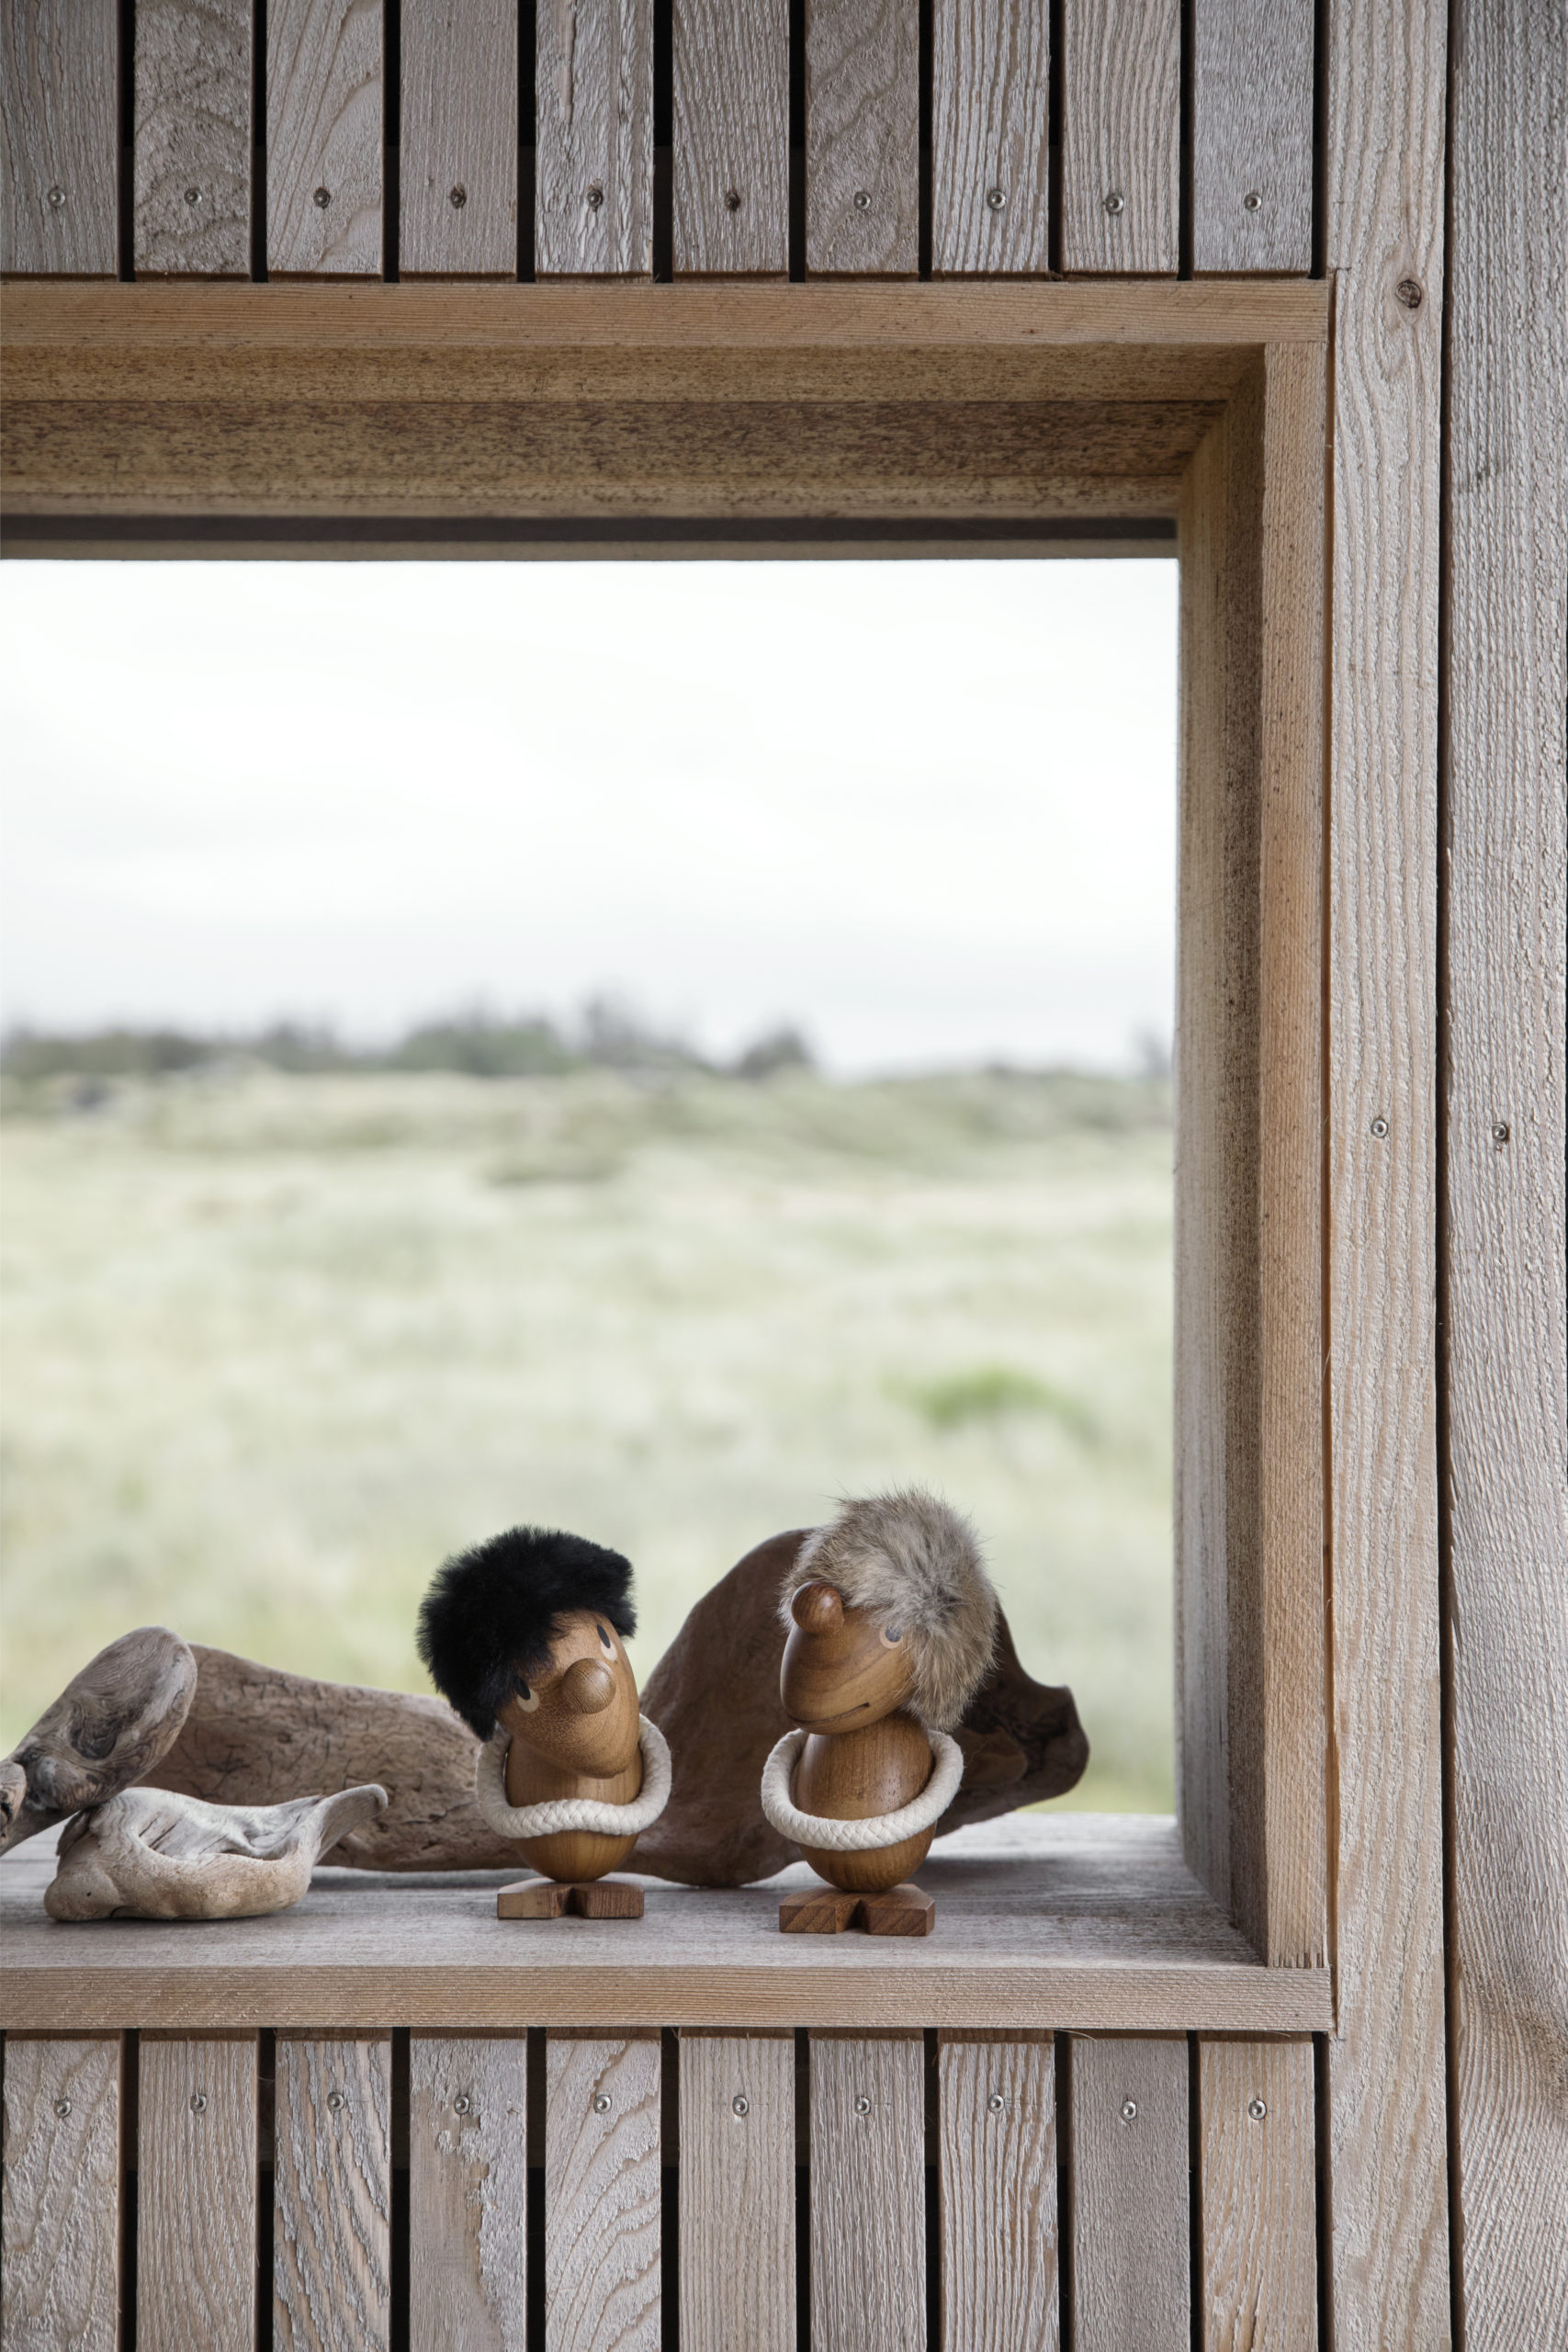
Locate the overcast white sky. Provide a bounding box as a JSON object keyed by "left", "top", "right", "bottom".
{"left": 0, "top": 559, "right": 1178, "bottom": 1075}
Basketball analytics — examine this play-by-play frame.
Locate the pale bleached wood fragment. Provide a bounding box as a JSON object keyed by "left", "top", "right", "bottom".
{"left": 938, "top": 2033, "right": 1057, "bottom": 2352}
{"left": 138, "top": 2033, "right": 259, "bottom": 2350}
{"left": 1191, "top": 0, "right": 1312, "bottom": 273}
{"left": 545, "top": 2034, "right": 660, "bottom": 2352}
{"left": 0, "top": 0, "right": 118, "bottom": 273}
{"left": 133, "top": 0, "right": 253, "bottom": 275}
{"left": 536, "top": 0, "right": 653, "bottom": 277}
{"left": 267, "top": 0, "right": 383, "bottom": 276}
{"left": 274, "top": 2031, "right": 392, "bottom": 2352}
{"left": 0, "top": 2035, "right": 121, "bottom": 2351}
{"left": 809, "top": 2034, "right": 924, "bottom": 2352}
{"left": 679, "top": 2033, "right": 794, "bottom": 2352}
{"left": 400, "top": 0, "right": 518, "bottom": 276}
{"left": 1447, "top": 1, "right": 1568, "bottom": 2342}
{"left": 931, "top": 0, "right": 1050, "bottom": 276}
{"left": 1322, "top": 0, "right": 1450, "bottom": 2343}
{"left": 1060, "top": 0, "right": 1179, "bottom": 273}
{"left": 409, "top": 2034, "right": 529, "bottom": 2352}
{"left": 806, "top": 0, "right": 919, "bottom": 277}
{"left": 1197, "top": 2041, "right": 1315, "bottom": 2349}
{"left": 672, "top": 0, "right": 789, "bottom": 276}
{"left": 1069, "top": 2036, "right": 1189, "bottom": 2351}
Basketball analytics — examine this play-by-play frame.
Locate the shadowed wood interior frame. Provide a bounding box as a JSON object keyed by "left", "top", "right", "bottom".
{"left": 0, "top": 280, "right": 1329, "bottom": 1971}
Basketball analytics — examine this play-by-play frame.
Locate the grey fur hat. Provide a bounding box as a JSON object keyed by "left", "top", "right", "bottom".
{"left": 778, "top": 1489, "right": 998, "bottom": 1733}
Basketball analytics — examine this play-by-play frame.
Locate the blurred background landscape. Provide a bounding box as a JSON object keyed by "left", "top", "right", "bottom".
{"left": 1, "top": 560, "right": 1178, "bottom": 1812}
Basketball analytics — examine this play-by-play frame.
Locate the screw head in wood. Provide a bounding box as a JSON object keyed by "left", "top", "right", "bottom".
{"left": 1396, "top": 277, "right": 1424, "bottom": 310}
{"left": 986, "top": 187, "right": 1007, "bottom": 210}
{"left": 732, "top": 2094, "right": 750, "bottom": 2117}
{"left": 593, "top": 2093, "right": 611, "bottom": 2113}
{"left": 313, "top": 187, "right": 332, "bottom": 209}
{"left": 1120, "top": 2098, "right": 1138, "bottom": 2121}
{"left": 1248, "top": 2096, "right": 1268, "bottom": 2120}
{"left": 185, "top": 187, "right": 201, "bottom": 207}
{"left": 725, "top": 188, "right": 742, "bottom": 212}
{"left": 853, "top": 189, "right": 872, "bottom": 211}
{"left": 1104, "top": 191, "right": 1125, "bottom": 217}
{"left": 1492, "top": 1121, "right": 1510, "bottom": 1143}
{"left": 853, "top": 2094, "right": 872, "bottom": 2114}
{"left": 1243, "top": 189, "right": 1263, "bottom": 212}
{"left": 190, "top": 2091, "right": 208, "bottom": 2113}
{"left": 1371, "top": 1117, "right": 1389, "bottom": 1137}
{"left": 987, "top": 2091, "right": 1005, "bottom": 2113}
{"left": 326, "top": 2090, "right": 345, "bottom": 2111}
{"left": 449, "top": 185, "right": 467, "bottom": 209}
{"left": 48, "top": 186, "right": 65, "bottom": 208}
{"left": 454, "top": 2094, "right": 471, "bottom": 2115}
{"left": 587, "top": 186, "right": 604, "bottom": 212}
{"left": 54, "top": 2098, "right": 72, "bottom": 2118}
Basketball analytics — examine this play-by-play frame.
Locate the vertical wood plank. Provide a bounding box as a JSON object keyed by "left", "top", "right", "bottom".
{"left": 938, "top": 2033, "right": 1058, "bottom": 2352}
{"left": 267, "top": 0, "right": 383, "bottom": 276}
{"left": 133, "top": 0, "right": 253, "bottom": 275}
{"left": 0, "top": 0, "right": 118, "bottom": 274}
{"left": 809, "top": 2034, "right": 925, "bottom": 2352}
{"left": 1322, "top": 0, "right": 1450, "bottom": 2344}
{"left": 1191, "top": 0, "right": 1313, "bottom": 273}
{"left": 1060, "top": 0, "right": 1179, "bottom": 273}
{"left": 0, "top": 2035, "right": 121, "bottom": 2352}
{"left": 1197, "top": 2041, "right": 1316, "bottom": 2351}
{"left": 400, "top": 0, "right": 518, "bottom": 275}
{"left": 274, "top": 2030, "right": 392, "bottom": 2352}
{"left": 931, "top": 0, "right": 1050, "bottom": 276}
{"left": 545, "top": 2033, "right": 660, "bottom": 2352}
{"left": 806, "top": 0, "right": 919, "bottom": 277}
{"left": 409, "top": 2034, "right": 528, "bottom": 2352}
{"left": 536, "top": 0, "right": 654, "bottom": 277}
{"left": 1069, "top": 2037, "right": 1189, "bottom": 2352}
{"left": 671, "top": 0, "right": 789, "bottom": 276}
{"left": 679, "top": 2032, "right": 795, "bottom": 2352}
{"left": 1446, "top": 0, "right": 1568, "bottom": 2342}
{"left": 138, "top": 2033, "right": 258, "bottom": 2352}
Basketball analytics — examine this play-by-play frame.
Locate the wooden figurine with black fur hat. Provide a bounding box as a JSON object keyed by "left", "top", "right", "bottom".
{"left": 759, "top": 1489, "right": 995, "bottom": 1935}
{"left": 417, "top": 1525, "right": 671, "bottom": 1919}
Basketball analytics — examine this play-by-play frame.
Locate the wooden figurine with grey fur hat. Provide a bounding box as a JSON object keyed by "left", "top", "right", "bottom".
{"left": 417, "top": 1525, "right": 671, "bottom": 1918}
{"left": 759, "top": 1488, "right": 996, "bottom": 1935}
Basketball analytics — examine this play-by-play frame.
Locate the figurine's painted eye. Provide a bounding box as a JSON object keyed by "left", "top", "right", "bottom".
{"left": 513, "top": 1677, "right": 540, "bottom": 1713}
{"left": 881, "top": 1624, "right": 904, "bottom": 1647}
{"left": 597, "top": 1623, "right": 614, "bottom": 1653}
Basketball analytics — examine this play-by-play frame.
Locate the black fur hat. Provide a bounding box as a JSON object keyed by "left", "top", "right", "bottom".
{"left": 416, "top": 1525, "right": 637, "bottom": 1739}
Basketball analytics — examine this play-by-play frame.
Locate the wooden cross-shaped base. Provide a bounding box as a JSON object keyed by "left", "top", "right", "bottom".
{"left": 778, "top": 1883, "right": 935, "bottom": 1937}
{"left": 496, "top": 1878, "right": 645, "bottom": 1920}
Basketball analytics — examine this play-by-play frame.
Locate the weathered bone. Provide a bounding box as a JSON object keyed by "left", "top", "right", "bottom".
{"left": 1, "top": 1627, "right": 198, "bottom": 1857}
{"left": 44, "top": 1783, "right": 389, "bottom": 1921}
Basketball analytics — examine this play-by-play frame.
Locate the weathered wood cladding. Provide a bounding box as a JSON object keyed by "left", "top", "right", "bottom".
{"left": 2, "top": 0, "right": 1321, "bottom": 279}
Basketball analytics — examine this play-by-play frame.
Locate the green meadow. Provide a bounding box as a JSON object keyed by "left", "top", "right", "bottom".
{"left": 0, "top": 1066, "right": 1175, "bottom": 1811}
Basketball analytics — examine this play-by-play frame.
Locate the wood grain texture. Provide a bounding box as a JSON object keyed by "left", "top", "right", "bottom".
{"left": 409, "top": 2034, "right": 529, "bottom": 2352}
{"left": 0, "top": 2035, "right": 121, "bottom": 2351}
{"left": 672, "top": 0, "right": 789, "bottom": 276}
{"left": 0, "top": 0, "right": 118, "bottom": 273}
{"left": 138, "top": 2033, "right": 258, "bottom": 2351}
{"left": 1060, "top": 0, "right": 1179, "bottom": 273}
{"left": 133, "top": 0, "right": 252, "bottom": 276}
{"left": 400, "top": 0, "right": 518, "bottom": 276}
{"left": 1446, "top": 0, "right": 1568, "bottom": 2340}
{"left": 806, "top": 0, "right": 919, "bottom": 277}
{"left": 536, "top": 0, "right": 653, "bottom": 277}
{"left": 1190, "top": 0, "right": 1313, "bottom": 273}
{"left": 1069, "top": 2036, "right": 1189, "bottom": 2352}
{"left": 679, "top": 2033, "right": 795, "bottom": 2352}
{"left": 938, "top": 2032, "right": 1057, "bottom": 2352}
{"left": 1197, "top": 2040, "right": 1315, "bottom": 2350}
{"left": 931, "top": 0, "right": 1050, "bottom": 276}
{"left": 809, "top": 2034, "right": 925, "bottom": 2352}
{"left": 1322, "top": 2, "right": 1450, "bottom": 2346}
{"left": 545, "top": 2035, "right": 660, "bottom": 2352}
{"left": 267, "top": 0, "right": 383, "bottom": 276}
{"left": 274, "top": 2031, "right": 392, "bottom": 2352}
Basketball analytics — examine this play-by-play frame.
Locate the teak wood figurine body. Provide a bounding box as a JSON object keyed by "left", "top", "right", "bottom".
{"left": 417, "top": 1525, "right": 671, "bottom": 1918}
{"left": 761, "top": 1491, "right": 998, "bottom": 1936}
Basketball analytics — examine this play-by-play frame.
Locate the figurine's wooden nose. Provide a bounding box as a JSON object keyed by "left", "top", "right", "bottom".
{"left": 558, "top": 1657, "right": 616, "bottom": 1715}
{"left": 792, "top": 1580, "right": 844, "bottom": 1634}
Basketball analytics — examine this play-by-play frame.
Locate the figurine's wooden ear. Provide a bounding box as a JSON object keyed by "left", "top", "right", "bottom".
{"left": 791, "top": 1581, "right": 844, "bottom": 1634}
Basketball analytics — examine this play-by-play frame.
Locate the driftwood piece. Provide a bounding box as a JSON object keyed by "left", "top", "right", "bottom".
{"left": 44, "top": 1783, "right": 389, "bottom": 1920}
{"left": 0, "top": 1625, "right": 197, "bottom": 1857}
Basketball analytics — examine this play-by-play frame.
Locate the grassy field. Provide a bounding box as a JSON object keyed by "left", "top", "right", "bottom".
{"left": 0, "top": 1066, "right": 1175, "bottom": 1811}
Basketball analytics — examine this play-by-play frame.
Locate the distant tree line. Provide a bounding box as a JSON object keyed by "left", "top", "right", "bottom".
{"left": 0, "top": 1001, "right": 817, "bottom": 1085}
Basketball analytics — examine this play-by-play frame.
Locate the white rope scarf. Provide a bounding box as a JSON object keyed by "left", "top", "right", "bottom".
{"left": 475, "top": 1714, "right": 672, "bottom": 1841}
{"left": 759, "top": 1725, "right": 964, "bottom": 1852}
